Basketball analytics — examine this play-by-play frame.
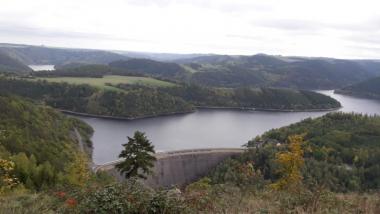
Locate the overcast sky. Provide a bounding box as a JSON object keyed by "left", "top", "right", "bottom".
{"left": 1, "top": 0, "right": 380, "bottom": 58}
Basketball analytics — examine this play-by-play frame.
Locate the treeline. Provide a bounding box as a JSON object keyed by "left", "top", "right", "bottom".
{"left": 219, "top": 112, "right": 380, "bottom": 192}
{"left": 0, "top": 95, "right": 93, "bottom": 191}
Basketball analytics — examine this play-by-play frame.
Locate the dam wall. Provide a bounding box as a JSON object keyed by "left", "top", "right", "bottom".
{"left": 95, "top": 148, "right": 245, "bottom": 188}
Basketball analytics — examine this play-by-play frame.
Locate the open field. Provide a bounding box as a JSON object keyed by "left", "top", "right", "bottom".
{"left": 35, "top": 75, "right": 176, "bottom": 91}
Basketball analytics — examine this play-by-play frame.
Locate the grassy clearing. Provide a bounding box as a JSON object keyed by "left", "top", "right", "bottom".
{"left": 35, "top": 75, "right": 176, "bottom": 91}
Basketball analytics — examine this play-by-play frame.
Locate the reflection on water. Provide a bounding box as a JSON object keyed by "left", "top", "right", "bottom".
{"left": 76, "top": 90, "right": 380, "bottom": 164}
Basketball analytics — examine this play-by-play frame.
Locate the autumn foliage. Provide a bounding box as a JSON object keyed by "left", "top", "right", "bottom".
{"left": 271, "top": 134, "right": 305, "bottom": 191}
{"left": 0, "top": 159, "right": 18, "bottom": 194}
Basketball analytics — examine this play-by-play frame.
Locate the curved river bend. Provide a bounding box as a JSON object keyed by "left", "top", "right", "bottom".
{"left": 76, "top": 91, "right": 380, "bottom": 164}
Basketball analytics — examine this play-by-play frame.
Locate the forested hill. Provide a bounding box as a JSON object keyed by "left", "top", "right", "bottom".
{"left": 0, "top": 78, "right": 194, "bottom": 119}
{"left": 2, "top": 43, "right": 380, "bottom": 90}
{"left": 0, "top": 95, "right": 93, "bottom": 190}
{"left": 0, "top": 43, "right": 128, "bottom": 66}
{"left": 0, "top": 50, "right": 32, "bottom": 73}
{"left": 109, "top": 58, "right": 190, "bottom": 81}
{"left": 244, "top": 112, "right": 380, "bottom": 191}
{"left": 335, "top": 77, "right": 380, "bottom": 100}
{"left": 0, "top": 78, "right": 341, "bottom": 120}
{"left": 177, "top": 54, "right": 380, "bottom": 89}
{"left": 157, "top": 85, "right": 341, "bottom": 110}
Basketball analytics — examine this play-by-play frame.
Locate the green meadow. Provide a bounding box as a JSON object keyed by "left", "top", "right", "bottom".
{"left": 35, "top": 75, "right": 175, "bottom": 91}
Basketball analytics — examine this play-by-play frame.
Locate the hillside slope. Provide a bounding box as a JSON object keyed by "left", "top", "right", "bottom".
{"left": 0, "top": 43, "right": 128, "bottom": 66}
{"left": 0, "top": 50, "right": 32, "bottom": 73}
{"left": 335, "top": 77, "right": 380, "bottom": 99}
{"left": 109, "top": 58, "right": 190, "bottom": 81}
{"left": 178, "top": 54, "right": 380, "bottom": 89}
{"left": 244, "top": 112, "right": 380, "bottom": 191}
{"left": 0, "top": 95, "right": 93, "bottom": 189}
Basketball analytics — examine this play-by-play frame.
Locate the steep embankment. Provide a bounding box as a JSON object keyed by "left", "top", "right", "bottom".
{"left": 335, "top": 77, "right": 380, "bottom": 100}
{"left": 0, "top": 95, "right": 93, "bottom": 190}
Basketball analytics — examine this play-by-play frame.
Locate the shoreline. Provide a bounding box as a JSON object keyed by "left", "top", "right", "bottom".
{"left": 334, "top": 90, "right": 380, "bottom": 101}
{"left": 61, "top": 105, "right": 341, "bottom": 121}
{"left": 196, "top": 106, "right": 341, "bottom": 112}
{"left": 60, "top": 109, "right": 196, "bottom": 121}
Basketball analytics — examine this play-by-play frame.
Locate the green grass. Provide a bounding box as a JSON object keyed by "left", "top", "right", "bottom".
{"left": 35, "top": 75, "right": 176, "bottom": 91}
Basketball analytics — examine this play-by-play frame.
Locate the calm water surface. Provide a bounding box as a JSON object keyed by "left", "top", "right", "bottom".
{"left": 76, "top": 91, "right": 380, "bottom": 164}
{"left": 29, "top": 65, "right": 55, "bottom": 71}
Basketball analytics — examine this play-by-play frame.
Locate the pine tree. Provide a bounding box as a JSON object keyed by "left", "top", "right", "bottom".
{"left": 116, "top": 131, "right": 157, "bottom": 179}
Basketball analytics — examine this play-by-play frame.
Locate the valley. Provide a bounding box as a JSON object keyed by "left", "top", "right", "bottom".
{"left": 1, "top": 43, "right": 380, "bottom": 213}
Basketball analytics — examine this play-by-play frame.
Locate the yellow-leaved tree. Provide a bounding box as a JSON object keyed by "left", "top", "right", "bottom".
{"left": 270, "top": 134, "right": 305, "bottom": 191}
{"left": 0, "top": 159, "right": 19, "bottom": 194}
{"left": 64, "top": 153, "right": 90, "bottom": 187}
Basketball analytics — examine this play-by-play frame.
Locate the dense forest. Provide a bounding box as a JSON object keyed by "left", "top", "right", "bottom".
{"left": 216, "top": 112, "right": 380, "bottom": 192}
{"left": 336, "top": 77, "right": 380, "bottom": 100}
{"left": 158, "top": 84, "right": 341, "bottom": 110}
{"left": 109, "top": 58, "right": 190, "bottom": 81}
{"left": 0, "top": 95, "right": 93, "bottom": 191}
{"left": 0, "top": 78, "right": 341, "bottom": 120}
{"left": 0, "top": 78, "right": 193, "bottom": 119}
{"left": 183, "top": 55, "right": 379, "bottom": 89}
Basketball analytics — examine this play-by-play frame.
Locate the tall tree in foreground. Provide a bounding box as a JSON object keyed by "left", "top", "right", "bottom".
{"left": 116, "top": 131, "right": 157, "bottom": 179}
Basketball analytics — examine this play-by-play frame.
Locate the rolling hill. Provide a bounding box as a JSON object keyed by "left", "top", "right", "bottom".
{"left": 178, "top": 54, "right": 380, "bottom": 89}
{"left": 109, "top": 58, "right": 190, "bottom": 81}
{"left": 335, "top": 77, "right": 380, "bottom": 99}
{"left": 0, "top": 43, "right": 129, "bottom": 66}
{"left": 0, "top": 50, "right": 32, "bottom": 73}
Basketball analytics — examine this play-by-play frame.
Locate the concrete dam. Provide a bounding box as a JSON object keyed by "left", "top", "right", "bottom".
{"left": 94, "top": 148, "right": 245, "bottom": 188}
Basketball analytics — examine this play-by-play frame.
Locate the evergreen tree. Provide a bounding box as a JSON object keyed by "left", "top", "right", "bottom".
{"left": 116, "top": 131, "right": 157, "bottom": 179}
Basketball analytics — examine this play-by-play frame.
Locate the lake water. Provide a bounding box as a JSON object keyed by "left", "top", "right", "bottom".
{"left": 29, "top": 65, "right": 55, "bottom": 71}
{"left": 76, "top": 91, "right": 380, "bottom": 164}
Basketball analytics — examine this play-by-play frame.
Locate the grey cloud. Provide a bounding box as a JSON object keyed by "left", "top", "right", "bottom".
{"left": 252, "top": 19, "right": 324, "bottom": 32}
{"left": 343, "top": 33, "right": 380, "bottom": 46}
{"left": 252, "top": 16, "right": 380, "bottom": 34}
{"left": 0, "top": 23, "right": 157, "bottom": 43}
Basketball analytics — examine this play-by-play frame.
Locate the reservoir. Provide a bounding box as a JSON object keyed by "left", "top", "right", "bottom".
{"left": 76, "top": 91, "right": 380, "bottom": 164}
{"left": 29, "top": 64, "right": 55, "bottom": 71}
